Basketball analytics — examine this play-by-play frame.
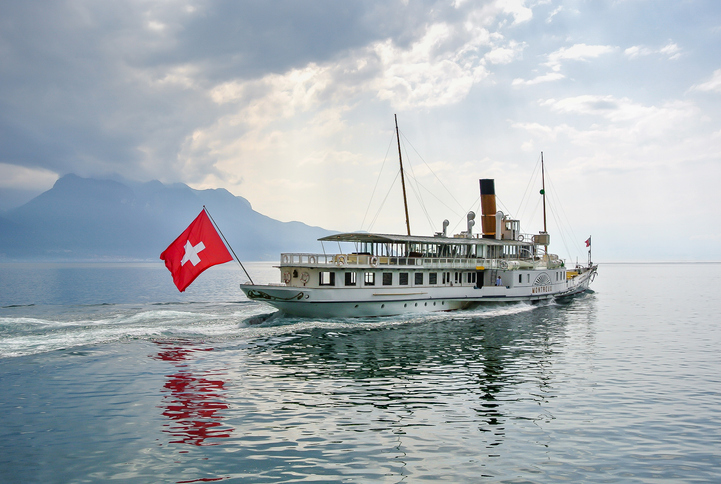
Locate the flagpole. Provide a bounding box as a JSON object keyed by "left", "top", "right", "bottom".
{"left": 203, "top": 206, "right": 255, "bottom": 285}
{"left": 588, "top": 235, "right": 592, "bottom": 267}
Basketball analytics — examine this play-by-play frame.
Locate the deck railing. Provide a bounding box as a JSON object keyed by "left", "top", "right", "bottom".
{"left": 279, "top": 253, "right": 526, "bottom": 270}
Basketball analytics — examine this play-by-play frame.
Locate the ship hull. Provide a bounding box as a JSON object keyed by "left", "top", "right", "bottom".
{"left": 240, "top": 265, "right": 596, "bottom": 318}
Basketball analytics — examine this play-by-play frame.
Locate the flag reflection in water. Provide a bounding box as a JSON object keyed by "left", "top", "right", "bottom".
{"left": 153, "top": 342, "right": 233, "bottom": 446}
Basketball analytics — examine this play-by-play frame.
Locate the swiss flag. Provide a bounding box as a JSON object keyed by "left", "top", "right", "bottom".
{"left": 160, "top": 209, "right": 233, "bottom": 292}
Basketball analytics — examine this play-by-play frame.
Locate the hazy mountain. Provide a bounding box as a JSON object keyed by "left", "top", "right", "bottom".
{"left": 0, "top": 174, "right": 336, "bottom": 261}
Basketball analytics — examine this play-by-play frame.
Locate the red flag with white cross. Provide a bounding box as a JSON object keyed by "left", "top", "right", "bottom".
{"left": 160, "top": 209, "right": 233, "bottom": 292}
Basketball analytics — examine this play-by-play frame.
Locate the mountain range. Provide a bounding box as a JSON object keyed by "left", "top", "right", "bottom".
{"left": 0, "top": 174, "right": 335, "bottom": 261}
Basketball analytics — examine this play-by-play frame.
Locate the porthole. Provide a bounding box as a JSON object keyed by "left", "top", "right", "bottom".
{"left": 442, "top": 301, "right": 445, "bottom": 305}
{"left": 415, "top": 302, "right": 418, "bottom": 307}
{"left": 404, "top": 303, "right": 407, "bottom": 307}
{"left": 354, "top": 304, "right": 359, "bottom": 308}
{"left": 381, "top": 304, "right": 385, "bottom": 308}
{"left": 424, "top": 302, "right": 427, "bottom": 306}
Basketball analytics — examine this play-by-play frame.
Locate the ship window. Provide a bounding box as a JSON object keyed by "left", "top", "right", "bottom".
{"left": 519, "top": 274, "right": 522, "bottom": 284}
{"left": 415, "top": 273, "right": 423, "bottom": 285}
{"left": 399, "top": 273, "right": 409, "bottom": 285}
{"left": 293, "top": 270, "right": 298, "bottom": 278}
{"left": 454, "top": 272, "right": 460, "bottom": 284}
{"left": 319, "top": 271, "right": 335, "bottom": 286}
{"left": 364, "top": 272, "right": 375, "bottom": 286}
{"left": 429, "top": 273, "right": 438, "bottom": 285}
{"left": 382, "top": 272, "right": 392, "bottom": 286}
{"left": 467, "top": 272, "right": 476, "bottom": 284}
{"left": 345, "top": 272, "right": 356, "bottom": 286}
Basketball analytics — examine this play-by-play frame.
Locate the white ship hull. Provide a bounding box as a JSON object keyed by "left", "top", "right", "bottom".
{"left": 241, "top": 260, "right": 597, "bottom": 318}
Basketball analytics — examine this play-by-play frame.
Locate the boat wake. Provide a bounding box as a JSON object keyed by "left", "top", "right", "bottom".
{"left": 0, "top": 299, "right": 553, "bottom": 359}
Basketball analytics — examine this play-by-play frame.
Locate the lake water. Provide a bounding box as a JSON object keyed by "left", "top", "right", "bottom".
{"left": 1, "top": 262, "right": 719, "bottom": 483}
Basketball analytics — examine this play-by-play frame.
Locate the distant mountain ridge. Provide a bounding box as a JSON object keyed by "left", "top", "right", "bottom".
{"left": 0, "top": 174, "right": 336, "bottom": 260}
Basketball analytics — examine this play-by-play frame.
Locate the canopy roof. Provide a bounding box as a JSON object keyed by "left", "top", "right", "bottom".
{"left": 319, "top": 232, "right": 532, "bottom": 247}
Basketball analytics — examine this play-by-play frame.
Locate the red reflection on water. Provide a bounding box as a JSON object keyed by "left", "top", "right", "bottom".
{"left": 153, "top": 342, "right": 233, "bottom": 447}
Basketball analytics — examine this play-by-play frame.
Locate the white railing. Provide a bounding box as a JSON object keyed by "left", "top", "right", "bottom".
{"left": 280, "top": 253, "right": 517, "bottom": 270}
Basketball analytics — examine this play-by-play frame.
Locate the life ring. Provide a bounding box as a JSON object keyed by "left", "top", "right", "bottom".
{"left": 283, "top": 272, "right": 291, "bottom": 284}
{"left": 370, "top": 256, "right": 379, "bottom": 267}
{"left": 518, "top": 234, "right": 524, "bottom": 241}
{"left": 336, "top": 255, "right": 346, "bottom": 267}
{"left": 308, "top": 255, "right": 317, "bottom": 265}
{"left": 499, "top": 260, "right": 508, "bottom": 269}
{"left": 300, "top": 272, "right": 310, "bottom": 283}
{"left": 281, "top": 254, "right": 290, "bottom": 264}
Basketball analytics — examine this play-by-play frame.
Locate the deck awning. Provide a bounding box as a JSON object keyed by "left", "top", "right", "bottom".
{"left": 318, "top": 232, "right": 531, "bottom": 247}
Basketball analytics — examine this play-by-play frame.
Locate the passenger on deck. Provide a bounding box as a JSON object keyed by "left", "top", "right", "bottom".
{"left": 496, "top": 276, "right": 502, "bottom": 286}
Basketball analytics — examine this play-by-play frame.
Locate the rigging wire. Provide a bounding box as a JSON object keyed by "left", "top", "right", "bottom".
{"left": 516, "top": 153, "right": 543, "bottom": 224}
{"left": 545, "top": 194, "right": 571, "bottom": 262}
{"left": 367, "top": 125, "right": 472, "bottom": 235}
{"left": 449, "top": 195, "right": 481, "bottom": 234}
{"left": 366, "top": 170, "right": 401, "bottom": 232}
{"left": 399, "top": 130, "right": 466, "bottom": 214}
{"left": 545, "top": 169, "right": 584, "bottom": 262}
{"left": 495, "top": 195, "right": 514, "bottom": 220}
{"left": 361, "top": 133, "right": 396, "bottom": 232}
{"left": 399, "top": 137, "right": 435, "bottom": 232}
{"left": 527, "top": 195, "right": 542, "bottom": 231}
{"left": 402, "top": 171, "right": 465, "bottom": 220}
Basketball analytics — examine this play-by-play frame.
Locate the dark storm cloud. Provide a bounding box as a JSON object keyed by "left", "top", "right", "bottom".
{"left": 154, "top": 0, "right": 465, "bottom": 81}
{"left": 0, "top": 1, "right": 196, "bottom": 176}
{"left": 0, "top": 0, "right": 450, "bottom": 183}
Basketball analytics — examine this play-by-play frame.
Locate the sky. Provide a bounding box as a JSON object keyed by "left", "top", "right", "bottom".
{"left": 1, "top": 0, "right": 720, "bottom": 262}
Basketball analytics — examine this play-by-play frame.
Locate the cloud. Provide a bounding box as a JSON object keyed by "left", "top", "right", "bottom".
{"left": 484, "top": 40, "right": 525, "bottom": 65}
{"left": 547, "top": 6, "right": 563, "bottom": 23}
{"left": 512, "top": 72, "right": 565, "bottom": 86}
{"left": 370, "top": 23, "right": 491, "bottom": 109}
{"left": 545, "top": 44, "right": 616, "bottom": 72}
{"left": 512, "top": 43, "right": 614, "bottom": 86}
{"left": 690, "top": 69, "right": 721, "bottom": 93}
{"left": 499, "top": 0, "right": 534, "bottom": 25}
{"left": 625, "top": 41, "right": 681, "bottom": 60}
{"left": 1, "top": 0, "right": 721, "bottom": 258}
{"left": 181, "top": 16, "right": 507, "bottom": 222}
{"left": 0, "top": 164, "right": 59, "bottom": 190}
{"left": 519, "top": 95, "right": 703, "bottom": 167}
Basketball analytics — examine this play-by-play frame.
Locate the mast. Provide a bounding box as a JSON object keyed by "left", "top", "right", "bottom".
{"left": 395, "top": 114, "right": 411, "bottom": 236}
{"left": 541, "top": 151, "right": 547, "bottom": 234}
{"left": 541, "top": 152, "right": 548, "bottom": 254}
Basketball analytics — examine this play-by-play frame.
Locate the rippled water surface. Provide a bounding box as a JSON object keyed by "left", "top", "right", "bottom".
{"left": 1, "top": 262, "right": 720, "bottom": 482}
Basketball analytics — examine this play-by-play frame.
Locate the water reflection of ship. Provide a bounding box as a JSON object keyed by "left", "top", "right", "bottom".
{"left": 152, "top": 342, "right": 233, "bottom": 447}
{"left": 251, "top": 304, "right": 587, "bottom": 449}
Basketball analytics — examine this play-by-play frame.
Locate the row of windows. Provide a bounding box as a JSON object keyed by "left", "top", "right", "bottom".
{"left": 322, "top": 271, "right": 476, "bottom": 287}
{"left": 320, "top": 270, "right": 566, "bottom": 287}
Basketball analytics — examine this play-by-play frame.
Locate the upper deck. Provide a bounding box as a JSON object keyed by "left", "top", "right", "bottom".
{"left": 312, "top": 231, "right": 546, "bottom": 267}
